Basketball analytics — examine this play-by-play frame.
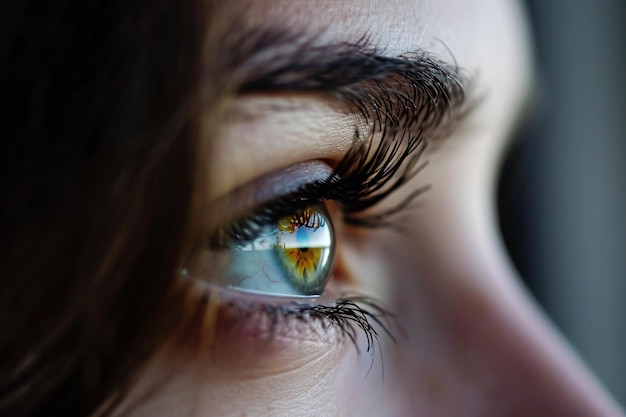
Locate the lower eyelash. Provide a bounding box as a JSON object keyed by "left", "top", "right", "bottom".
{"left": 185, "top": 286, "right": 396, "bottom": 358}
{"left": 271, "top": 295, "right": 397, "bottom": 355}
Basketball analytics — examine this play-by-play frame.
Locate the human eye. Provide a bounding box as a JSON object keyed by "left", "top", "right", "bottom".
{"left": 187, "top": 199, "right": 335, "bottom": 298}
{"left": 176, "top": 44, "right": 469, "bottom": 358}
{"left": 179, "top": 133, "right": 421, "bottom": 348}
{"left": 184, "top": 128, "right": 425, "bottom": 301}
{"left": 213, "top": 202, "right": 335, "bottom": 297}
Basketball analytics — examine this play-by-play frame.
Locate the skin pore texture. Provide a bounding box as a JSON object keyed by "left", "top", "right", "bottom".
{"left": 113, "top": 1, "right": 625, "bottom": 416}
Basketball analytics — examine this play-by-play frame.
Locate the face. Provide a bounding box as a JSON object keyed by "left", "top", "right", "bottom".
{"left": 114, "top": 1, "right": 624, "bottom": 416}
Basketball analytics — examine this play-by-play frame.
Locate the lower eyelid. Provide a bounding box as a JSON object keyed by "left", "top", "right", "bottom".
{"left": 177, "top": 284, "right": 347, "bottom": 363}
{"left": 213, "top": 302, "right": 345, "bottom": 356}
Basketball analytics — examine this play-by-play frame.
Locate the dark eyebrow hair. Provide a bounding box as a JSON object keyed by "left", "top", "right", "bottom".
{"left": 223, "top": 32, "right": 472, "bottom": 140}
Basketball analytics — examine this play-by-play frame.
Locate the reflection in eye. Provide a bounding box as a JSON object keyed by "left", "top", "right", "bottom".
{"left": 192, "top": 203, "right": 335, "bottom": 297}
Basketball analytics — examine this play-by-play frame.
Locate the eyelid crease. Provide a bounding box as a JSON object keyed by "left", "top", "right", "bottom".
{"left": 205, "top": 97, "right": 440, "bottom": 247}
{"left": 204, "top": 161, "right": 335, "bottom": 237}
{"left": 206, "top": 129, "right": 429, "bottom": 254}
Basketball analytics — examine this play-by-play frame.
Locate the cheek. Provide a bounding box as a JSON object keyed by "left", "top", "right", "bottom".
{"left": 114, "top": 318, "right": 352, "bottom": 417}
{"left": 113, "top": 283, "right": 358, "bottom": 417}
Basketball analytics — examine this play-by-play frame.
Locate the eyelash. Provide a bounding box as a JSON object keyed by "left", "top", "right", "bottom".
{"left": 213, "top": 131, "right": 429, "bottom": 248}
{"left": 241, "top": 295, "right": 397, "bottom": 356}
{"left": 289, "top": 296, "right": 398, "bottom": 355}
{"left": 196, "top": 122, "right": 426, "bottom": 352}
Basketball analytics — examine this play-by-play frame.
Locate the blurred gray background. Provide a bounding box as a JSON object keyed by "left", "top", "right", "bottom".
{"left": 499, "top": 0, "right": 626, "bottom": 406}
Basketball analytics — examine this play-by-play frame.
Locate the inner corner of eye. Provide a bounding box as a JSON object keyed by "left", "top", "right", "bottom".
{"left": 188, "top": 202, "right": 339, "bottom": 299}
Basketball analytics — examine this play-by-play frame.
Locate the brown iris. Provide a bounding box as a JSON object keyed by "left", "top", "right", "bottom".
{"left": 269, "top": 205, "right": 334, "bottom": 294}
{"left": 277, "top": 247, "right": 324, "bottom": 289}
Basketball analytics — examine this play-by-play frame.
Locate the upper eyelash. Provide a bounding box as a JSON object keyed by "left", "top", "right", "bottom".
{"left": 210, "top": 126, "right": 429, "bottom": 246}
{"left": 326, "top": 129, "right": 429, "bottom": 228}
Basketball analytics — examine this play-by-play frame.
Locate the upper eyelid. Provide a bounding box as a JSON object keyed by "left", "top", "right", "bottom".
{"left": 206, "top": 126, "right": 429, "bottom": 246}
{"left": 205, "top": 161, "right": 335, "bottom": 235}
{"left": 206, "top": 66, "right": 464, "bottom": 232}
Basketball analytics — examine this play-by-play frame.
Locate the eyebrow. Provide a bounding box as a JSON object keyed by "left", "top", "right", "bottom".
{"left": 223, "top": 32, "right": 472, "bottom": 140}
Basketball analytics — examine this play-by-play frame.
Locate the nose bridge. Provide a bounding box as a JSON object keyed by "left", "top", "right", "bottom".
{"left": 440, "top": 268, "right": 623, "bottom": 417}
{"left": 400, "top": 200, "right": 624, "bottom": 416}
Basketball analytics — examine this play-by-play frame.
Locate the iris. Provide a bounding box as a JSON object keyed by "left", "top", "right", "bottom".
{"left": 212, "top": 204, "right": 335, "bottom": 297}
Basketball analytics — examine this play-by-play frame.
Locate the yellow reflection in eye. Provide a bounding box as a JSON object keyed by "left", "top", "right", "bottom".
{"left": 276, "top": 247, "right": 323, "bottom": 289}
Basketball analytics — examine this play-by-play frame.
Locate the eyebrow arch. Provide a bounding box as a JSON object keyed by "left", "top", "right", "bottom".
{"left": 226, "top": 34, "right": 472, "bottom": 139}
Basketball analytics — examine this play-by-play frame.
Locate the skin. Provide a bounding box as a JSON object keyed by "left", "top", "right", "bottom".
{"left": 114, "top": 0, "right": 625, "bottom": 416}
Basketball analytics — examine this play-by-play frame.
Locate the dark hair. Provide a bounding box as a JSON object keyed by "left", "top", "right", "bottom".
{"left": 0, "top": 1, "right": 216, "bottom": 415}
